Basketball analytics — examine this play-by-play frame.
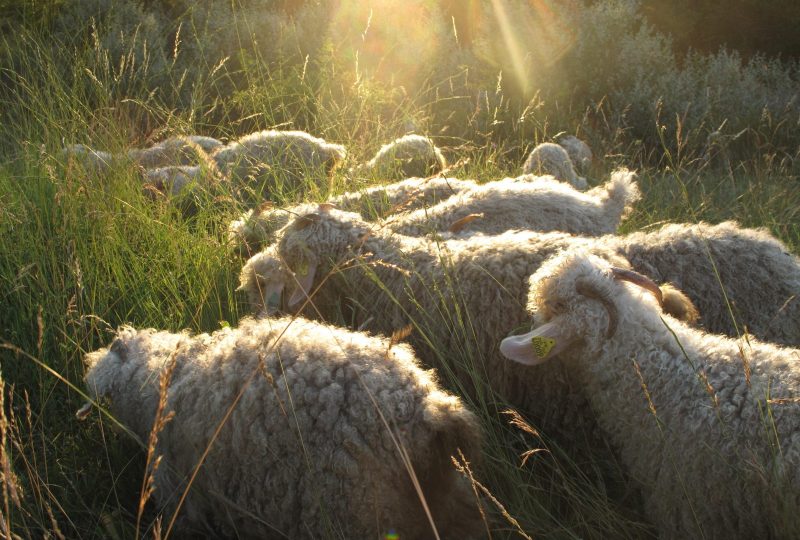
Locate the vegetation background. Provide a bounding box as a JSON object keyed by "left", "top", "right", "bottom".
{"left": 0, "top": 0, "right": 798, "bottom": 538}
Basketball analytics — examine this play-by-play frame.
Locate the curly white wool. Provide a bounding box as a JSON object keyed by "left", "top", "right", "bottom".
{"left": 84, "top": 316, "right": 483, "bottom": 539}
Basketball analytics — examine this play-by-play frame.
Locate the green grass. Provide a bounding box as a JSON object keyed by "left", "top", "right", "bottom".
{"left": 1, "top": 7, "right": 799, "bottom": 539}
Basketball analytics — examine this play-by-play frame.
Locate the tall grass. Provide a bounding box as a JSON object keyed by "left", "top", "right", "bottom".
{"left": 1, "top": 0, "right": 798, "bottom": 538}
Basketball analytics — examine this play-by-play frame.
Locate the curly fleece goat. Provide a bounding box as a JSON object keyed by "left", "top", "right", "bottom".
{"left": 356, "top": 134, "right": 447, "bottom": 179}
{"left": 557, "top": 135, "right": 592, "bottom": 173}
{"left": 616, "top": 221, "right": 800, "bottom": 346}
{"left": 522, "top": 142, "right": 587, "bottom": 190}
{"left": 244, "top": 209, "right": 800, "bottom": 432}
{"left": 501, "top": 251, "right": 800, "bottom": 540}
{"left": 212, "top": 130, "right": 346, "bottom": 198}
{"left": 128, "top": 135, "right": 223, "bottom": 168}
{"left": 84, "top": 316, "right": 483, "bottom": 539}
{"left": 388, "top": 169, "right": 639, "bottom": 237}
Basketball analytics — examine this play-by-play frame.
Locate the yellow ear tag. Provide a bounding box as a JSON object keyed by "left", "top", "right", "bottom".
{"left": 295, "top": 260, "right": 308, "bottom": 276}
{"left": 531, "top": 336, "right": 556, "bottom": 359}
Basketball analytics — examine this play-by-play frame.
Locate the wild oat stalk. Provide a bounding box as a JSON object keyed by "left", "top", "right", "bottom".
{"left": 503, "top": 409, "right": 549, "bottom": 467}
{"left": 0, "top": 370, "right": 20, "bottom": 540}
{"left": 135, "top": 347, "right": 179, "bottom": 539}
{"left": 452, "top": 449, "right": 529, "bottom": 540}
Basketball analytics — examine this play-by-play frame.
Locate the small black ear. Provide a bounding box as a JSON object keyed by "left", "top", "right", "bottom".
{"left": 293, "top": 213, "right": 320, "bottom": 230}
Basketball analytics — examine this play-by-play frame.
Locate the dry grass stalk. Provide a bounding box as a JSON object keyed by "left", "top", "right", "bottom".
{"left": 736, "top": 337, "right": 753, "bottom": 388}
{"left": 44, "top": 501, "right": 65, "bottom": 540}
{"left": 1, "top": 371, "right": 20, "bottom": 537}
{"left": 451, "top": 449, "right": 527, "bottom": 540}
{"left": 767, "top": 397, "right": 800, "bottom": 405}
{"left": 697, "top": 369, "right": 721, "bottom": 409}
{"left": 632, "top": 357, "right": 659, "bottom": 420}
{"left": 503, "top": 409, "right": 549, "bottom": 467}
{"left": 387, "top": 324, "right": 414, "bottom": 354}
{"left": 135, "top": 346, "right": 179, "bottom": 539}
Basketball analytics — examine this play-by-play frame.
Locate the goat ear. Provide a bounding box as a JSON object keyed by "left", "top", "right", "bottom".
{"left": 318, "top": 202, "right": 336, "bottom": 213}
{"left": 287, "top": 261, "right": 318, "bottom": 308}
{"left": 293, "top": 213, "right": 320, "bottom": 230}
{"left": 449, "top": 213, "right": 483, "bottom": 234}
{"left": 500, "top": 319, "right": 574, "bottom": 366}
{"left": 261, "top": 281, "right": 285, "bottom": 315}
{"left": 255, "top": 201, "right": 274, "bottom": 213}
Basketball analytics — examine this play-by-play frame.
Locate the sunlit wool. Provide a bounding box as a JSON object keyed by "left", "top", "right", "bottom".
{"left": 61, "top": 143, "right": 117, "bottom": 175}
{"left": 144, "top": 165, "right": 206, "bottom": 197}
{"left": 389, "top": 169, "right": 639, "bottom": 237}
{"left": 84, "top": 316, "right": 483, "bottom": 539}
{"left": 227, "top": 167, "right": 632, "bottom": 256}
{"left": 502, "top": 251, "right": 800, "bottom": 539}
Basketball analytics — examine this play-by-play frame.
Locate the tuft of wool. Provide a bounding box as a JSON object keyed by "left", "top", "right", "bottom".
{"left": 61, "top": 143, "right": 117, "bottom": 175}
{"left": 143, "top": 165, "right": 206, "bottom": 197}
{"left": 84, "top": 316, "right": 484, "bottom": 539}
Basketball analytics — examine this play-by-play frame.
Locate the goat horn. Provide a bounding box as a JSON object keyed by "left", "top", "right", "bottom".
{"left": 610, "top": 267, "right": 663, "bottom": 307}
{"left": 449, "top": 213, "right": 483, "bottom": 234}
{"left": 575, "top": 277, "right": 618, "bottom": 338}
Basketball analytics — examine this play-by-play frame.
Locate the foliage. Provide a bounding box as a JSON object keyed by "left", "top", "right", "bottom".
{"left": 640, "top": 0, "right": 800, "bottom": 59}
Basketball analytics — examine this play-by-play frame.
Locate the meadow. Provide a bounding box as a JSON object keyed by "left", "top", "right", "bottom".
{"left": 1, "top": 0, "right": 799, "bottom": 538}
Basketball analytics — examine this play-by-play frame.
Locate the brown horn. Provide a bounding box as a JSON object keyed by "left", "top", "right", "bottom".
{"left": 575, "top": 277, "right": 618, "bottom": 338}
{"left": 293, "top": 213, "right": 320, "bottom": 230}
{"left": 449, "top": 213, "right": 483, "bottom": 234}
{"left": 610, "top": 267, "right": 663, "bottom": 307}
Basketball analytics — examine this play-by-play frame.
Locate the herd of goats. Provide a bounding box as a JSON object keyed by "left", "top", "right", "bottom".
{"left": 65, "top": 130, "right": 800, "bottom": 539}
